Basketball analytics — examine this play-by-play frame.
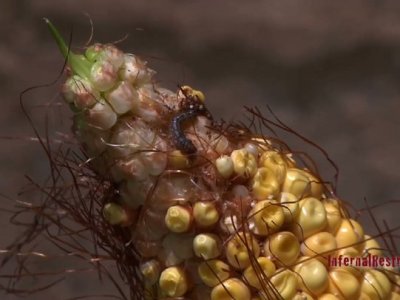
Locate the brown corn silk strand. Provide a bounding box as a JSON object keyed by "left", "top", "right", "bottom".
{"left": 2, "top": 21, "right": 400, "bottom": 300}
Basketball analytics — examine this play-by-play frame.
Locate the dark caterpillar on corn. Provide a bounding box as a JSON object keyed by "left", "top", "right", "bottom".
{"left": 170, "top": 86, "right": 212, "bottom": 155}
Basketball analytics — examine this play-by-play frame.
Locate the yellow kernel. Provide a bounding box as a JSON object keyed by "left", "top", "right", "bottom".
{"left": 294, "top": 256, "right": 329, "bottom": 296}
{"left": 361, "top": 270, "right": 392, "bottom": 300}
{"left": 140, "top": 259, "right": 161, "bottom": 286}
{"left": 226, "top": 232, "right": 260, "bottom": 269}
{"left": 251, "top": 167, "right": 281, "bottom": 200}
{"left": 362, "top": 235, "right": 383, "bottom": 257}
{"left": 293, "top": 291, "right": 314, "bottom": 300}
{"left": 103, "top": 202, "right": 129, "bottom": 226}
{"left": 323, "top": 200, "right": 343, "bottom": 234}
{"left": 335, "top": 218, "right": 364, "bottom": 251}
{"left": 242, "top": 257, "right": 276, "bottom": 289}
{"left": 215, "top": 155, "right": 234, "bottom": 178}
{"left": 193, "top": 233, "right": 222, "bottom": 260}
{"left": 292, "top": 197, "right": 327, "bottom": 240}
{"left": 359, "top": 292, "right": 374, "bottom": 300}
{"left": 193, "top": 201, "right": 219, "bottom": 227}
{"left": 231, "top": 148, "right": 257, "bottom": 178}
{"left": 211, "top": 278, "right": 251, "bottom": 300}
{"left": 328, "top": 269, "right": 361, "bottom": 300}
{"left": 264, "top": 231, "right": 300, "bottom": 266}
{"left": 259, "top": 150, "right": 288, "bottom": 183}
{"left": 168, "top": 150, "right": 190, "bottom": 169}
{"left": 301, "top": 232, "right": 337, "bottom": 265}
{"left": 390, "top": 292, "right": 400, "bottom": 300}
{"left": 248, "top": 200, "right": 284, "bottom": 236}
{"left": 318, "top": 294, "right": 340, "bottom": 300}
{"left": 164, "top": 205, "right": 192, "bottom": 233}
{"left": 333, "top": 247, "right": 364, "bottom": 278}
{"left": 282, "top": 168, "right": 323, "bottom": 200}
{"left": 198, "top": 260, "right": 231, "bottom": 287}
{"left": 268, "top": 268, "right": 298, "bottom": 300}
{"left": 279, "top": 192, "right": 300, "bottom": 224}
{"left": 159, "top": 266, "right": 188, "bottom": 297}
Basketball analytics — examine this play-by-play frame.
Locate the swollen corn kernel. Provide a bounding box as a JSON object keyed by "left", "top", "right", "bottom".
{"left": 62, "top": 75, "right": 99, "bottom": 109}
{"left": 264, "top": 231, "right": 300, "bottom": 266}
{"left": 361, "top": 270, "right": 392, "bottom": 300}
{"left": 231, "top": 148, "right": 257, "bottom": 178}
{"left": 248, "top": 200, "right": 285, "bottom": 236}
{"left": 226, "top": 232, "right": 260, "bottom": 269}
{"left": 334, "top": 247, "right": 364, "bottom": 278}
{"left": 268, "top": 268, "right": 298, "bottom": 300}
{"left": 159, "top": 266, "right": 188, "bottom": 297}
{"left": 102, "top": 202, "right": 129, "bottom": 226}
{"left": 140, "top": 259, "right": 161, "bottom": 286}
{"left": 293, "top": 291, "right": 314, "bottom": 300}
{"left": 292, "top": 197, "right": 327, "bottom": 240}
{"left": 335, "top": 218, "right": 364, "bottom": 251}
{"left": 294, "top": 256, "right": 329, "bottom": 296}
{"left": 242, "top": 257, "right": 276, "bottom": 289}
{"left": 211, "top": 278, "right": 251, "bottom": 300}
{"left": 193, "top": 201, "right": 219, "bottom": 228}
{"left": 119, "top": 54, "right": 154, "bottom": 86}
{"left": 301, "top": 232, "right": 337, "bottom": 265}
{"left": 198, "top": 260, "right": 231, "bottom": 287}
{"left": 90, "top": 59, "right": 118, "bottom": 91}
{"left": 259, "top": 150, "right": 287, "bottom": 183}
{"left": 362, "top": 235, "right": 383, "bottom": 256}
{"left": 106, "top": 80, "right": 139, "bottom": 114}
{"left": 215, "top": 155, "right": 234, "bottom": 178}
{"left": 279, "top": 192, "right": 300, "bottom": 224}
{"left": 328, "top": 268, "right": 361, "bottom": 300}
{"left": 323, "top": 200, "right": 343, "bottom": 234}
{"left": 282, "top": 168, "right": 323, "bottom": 199}
{"left": 165, "top": 205, "right": 192, "bottom": 233}
{"left": 193, "top": 233, "right": 222, "bottom": 260}
{"left": 85, "top": 100, "right": 117, "bottom": 130}
{"left": 252, "top": 167, "right": 281, "bottom": 200}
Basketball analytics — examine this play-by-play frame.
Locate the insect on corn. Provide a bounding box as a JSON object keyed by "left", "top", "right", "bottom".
{"left": 3, "top": 18, "right": 400, "bottom": 300}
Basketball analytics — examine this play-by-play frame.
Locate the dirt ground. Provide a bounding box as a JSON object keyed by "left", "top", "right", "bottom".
{"left": 1, "top": 1, "right": 400, "bottom": 299}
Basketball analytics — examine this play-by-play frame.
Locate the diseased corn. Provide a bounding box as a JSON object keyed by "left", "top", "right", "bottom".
{"left": 46, "top": 19, "right": 400, "bottom": 300}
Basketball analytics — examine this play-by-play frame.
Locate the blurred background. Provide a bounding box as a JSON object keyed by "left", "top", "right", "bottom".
{"left": 2, "top": 0, "right": 400, "bottom": 299}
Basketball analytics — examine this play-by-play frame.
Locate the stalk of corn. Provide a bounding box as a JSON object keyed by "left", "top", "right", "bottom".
{"left": 46, "top": 19, "right": 400, "bottom": 300}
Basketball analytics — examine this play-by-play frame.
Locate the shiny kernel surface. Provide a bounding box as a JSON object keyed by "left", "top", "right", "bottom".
{"left": 164, "top": 205, "right": 191, "bottom": 233}
{"left": 252, "top": 167, "right": 281, "bottom": 199}
{"left": 264, "top": 231, "right": 300, "bottom": 266}
{"left": 328, "top": 269, "right": 361, "bottom": 300}
{"left": 193, "top": 201, "right": 219, "bottom": 227}
{"left": 231, "top": 148, "right": 258, "bottom": 177}
{"left": 159, "top": 266, "right": 188, "bottom": 297}
{"left": 294, "top": 256, "right": 329, "bottom": 296}
{"left": 242, "top": 256, "right": 276, "bottom": 289}
{"left": 248, "top": 200, "right": 284, "bottom": 236}
{"left": 226, "top": 232, "right": 260, "bottom": 269}
{"left": 198, "top": 260, "right": 231, "bottom": 287}
{"left": 293, "top": 197, "right": 327, "bottom": 239}
{"left": 211, "top": 278, "right": 251, "bottom": 300}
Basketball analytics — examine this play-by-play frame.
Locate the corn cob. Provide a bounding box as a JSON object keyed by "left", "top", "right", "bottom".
{"left": 46, "top": 19, "right": 399, "bottom": 300}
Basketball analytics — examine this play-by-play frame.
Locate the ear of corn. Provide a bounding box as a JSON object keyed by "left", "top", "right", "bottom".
{"left": 46, "top": 19, "right": 400, "bottom": 300}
